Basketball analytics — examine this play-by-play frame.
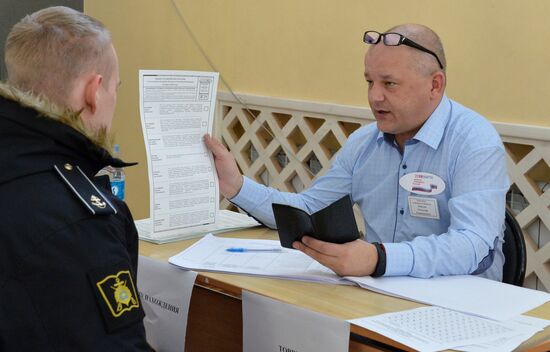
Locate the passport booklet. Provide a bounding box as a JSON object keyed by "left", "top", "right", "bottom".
{"left": 272, "top": 195, "right": 360, "bottom": 248}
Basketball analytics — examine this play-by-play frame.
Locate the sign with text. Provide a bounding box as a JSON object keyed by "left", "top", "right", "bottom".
{"left": 242, "top": 291, "right": 349, "bottom": 352}
{"left": 137, "top": 256, "right": 197, "bottom": 352}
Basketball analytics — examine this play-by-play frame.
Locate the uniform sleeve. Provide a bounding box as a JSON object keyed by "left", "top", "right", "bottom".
{"left": 118, "top": 200, "right": 140, "bottom": 274}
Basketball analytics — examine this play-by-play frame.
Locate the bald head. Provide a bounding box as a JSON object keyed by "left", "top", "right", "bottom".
{"left": 385, "top": 24, "right": 446, "bottom": 76}
{"left": 363, "top": 23, "right": 447, "bottom": 146}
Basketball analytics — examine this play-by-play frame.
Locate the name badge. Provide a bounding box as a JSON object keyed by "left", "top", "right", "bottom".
{"left": 408, "top": 196, "right": 440, "bottom": 219}
{"left": 399, "top": 172, "right": 445, "bottom": 195}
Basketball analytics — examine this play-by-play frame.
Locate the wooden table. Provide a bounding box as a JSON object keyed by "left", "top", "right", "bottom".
{"left": 139, "top": 227, "right": 550, "bottom": 352}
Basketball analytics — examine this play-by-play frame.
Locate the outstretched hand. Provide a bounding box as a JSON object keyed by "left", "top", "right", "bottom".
{"left": 292, "top": 236, "right": 378, "bottom": 277}
{"left": 203, "top": 134, "right": 243, "bottom": 199}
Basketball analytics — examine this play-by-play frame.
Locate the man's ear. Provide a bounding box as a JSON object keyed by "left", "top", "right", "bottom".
{"left": 430, "top": 71, "right": 445, "bottom": 98}
{"left": 84, "top": 74, "right": 103, "bottom": 114}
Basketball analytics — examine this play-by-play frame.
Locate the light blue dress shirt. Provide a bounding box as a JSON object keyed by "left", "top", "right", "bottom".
{"left": 231, "top": 96, "right": 509, "bottom": 280}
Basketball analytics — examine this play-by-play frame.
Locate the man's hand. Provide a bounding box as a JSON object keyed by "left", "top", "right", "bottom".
{"left": 292, "top": 236, "right": 378, "bottom": 277}
{"left": 203, "top": 134, "right": 243, "bottom": 199}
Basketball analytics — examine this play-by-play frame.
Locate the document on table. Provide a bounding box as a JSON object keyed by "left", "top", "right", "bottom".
{"left": 135, "top": 209, "right": 261, "bottom": 244}
{"left": 168, "top": 235, "right": 550, "bottom": 320}
{"left": 346, "top": 275, "right": 550, "bottom": 321}
{"left": 349, "top": 307, "right": 550, "bottom": 352}
{"left": 168, "top": 234, "right": 350, "bottom": 285}
{"left": 243, "top": 291, "right": 349, "bottom": 352}
{"left": 139, "top": 70, "right": 219, "bottom": 239}
{"left": 454, "top": 314, "right": 550, "bottom": 352}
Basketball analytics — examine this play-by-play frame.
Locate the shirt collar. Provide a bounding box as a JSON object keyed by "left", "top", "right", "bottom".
{"left": 376, "top": 95, "right": 451, "bottom": 150}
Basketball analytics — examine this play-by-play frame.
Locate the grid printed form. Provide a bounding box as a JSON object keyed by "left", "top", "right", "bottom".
{"left": 385, "top": 307, "right": 512, "bottom": 344}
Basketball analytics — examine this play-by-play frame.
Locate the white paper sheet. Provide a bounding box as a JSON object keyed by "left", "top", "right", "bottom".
{"left": 168, "top": 235, "right": 550, "bottom": 322}
{"left": 455, "top": 315, "right": 550, "bottom": 352}
{"left": 350, "top": 307, "right": 550, "bottom": 352}
{"left": 168, "top": 234, "right": 350, "bottom": 285}
{"left": 242, "top": 291, "right": 349, "bottom": 352}
{"left": 349, "top": 307, "right": 547, "bottom": 352}
{"left": 137, "top": 256, "right": 198, "bottom": 352}
{"left": 346, "top": 275, "right": 550, "bottom": 321}
{"left": 135, "top": 210, "right": 261, "bottom": 244}
{"left": 139, "top": 70, "right": 219, "bottom": 238}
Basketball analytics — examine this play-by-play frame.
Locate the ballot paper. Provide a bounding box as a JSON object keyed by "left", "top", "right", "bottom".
{"left": 139, "top": 70, "right": 219, "bottom": 238}
{"left": 136, "top": 209, "right": 261, "bottom": 244}
{"left": 349, "top": 307, "right": 550, "bottom": 352}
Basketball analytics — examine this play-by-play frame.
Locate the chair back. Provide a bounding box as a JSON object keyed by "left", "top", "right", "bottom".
{"left": 502, "top": 208, "right": 527, "bottom": 286}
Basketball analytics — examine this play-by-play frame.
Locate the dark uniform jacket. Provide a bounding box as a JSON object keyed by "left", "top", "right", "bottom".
{"left": 0, "top": 83, "right": 150, "bottom": 351}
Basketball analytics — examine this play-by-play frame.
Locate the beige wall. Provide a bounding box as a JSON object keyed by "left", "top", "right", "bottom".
{"left": 85, "top": 0, "right": 550, "bottom": 218}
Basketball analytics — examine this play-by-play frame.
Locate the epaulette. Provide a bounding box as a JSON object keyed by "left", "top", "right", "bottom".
{"left": 53, "top": 163, "right": 117, "bottom": 215}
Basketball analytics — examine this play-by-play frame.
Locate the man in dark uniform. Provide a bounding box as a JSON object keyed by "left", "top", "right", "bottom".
{"left": 0, "top": 6, "right": 150, "bottom": 351}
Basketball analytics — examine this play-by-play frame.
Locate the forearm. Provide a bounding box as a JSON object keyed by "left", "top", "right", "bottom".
{"left": 383, "top": 230, "right": 496, "bottom": 278}
{"left": 230, "top": 176, "right": 310, "bottom": 228}
{"left": 231, "top": 173, "right": 354, "bottom": 228}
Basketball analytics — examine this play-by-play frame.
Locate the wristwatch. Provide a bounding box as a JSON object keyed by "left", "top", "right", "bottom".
{"left": 371, "top": 242, "right": 386, "bottom": 277}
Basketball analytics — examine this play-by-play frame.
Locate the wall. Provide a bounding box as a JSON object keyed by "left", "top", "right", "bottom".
{"left": 0, "top": 0, "right": 83, "bottom": 80}
{"left": 84, "top": 0, "right": 550, "bottom": 218}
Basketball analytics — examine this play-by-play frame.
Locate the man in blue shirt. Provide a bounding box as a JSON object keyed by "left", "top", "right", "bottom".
{"left": 204, "top": 24, "right": 509, "bottom": 281}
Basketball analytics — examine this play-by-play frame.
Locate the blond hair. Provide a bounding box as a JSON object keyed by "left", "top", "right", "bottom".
{"left": 5, "top": 6, "right": 112, "bottom": 106}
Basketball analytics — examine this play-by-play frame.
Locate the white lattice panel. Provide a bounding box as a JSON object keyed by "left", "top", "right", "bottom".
{"left": 215, "top": 93, "right": 371, "bottom": 211}
{"left": 497, "top": 124, "right": 550, "bottom": 292}
{"left": 216, "top": 92, "right": 550, "bottom": 291}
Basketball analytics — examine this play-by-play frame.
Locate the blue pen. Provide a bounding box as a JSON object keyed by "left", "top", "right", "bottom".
{"left": 226, "top": 247, "right": 283, "bottom": 253}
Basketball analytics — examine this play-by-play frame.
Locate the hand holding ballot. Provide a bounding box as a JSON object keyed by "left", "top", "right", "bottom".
{"left": 204, "top": 134, "right": 385, "bottom": 276}
{"left": 204, "top": 133, "right": 381, "bottom": 277}
{"left": 203, "top": 134, "right": 243, "bottom": 199}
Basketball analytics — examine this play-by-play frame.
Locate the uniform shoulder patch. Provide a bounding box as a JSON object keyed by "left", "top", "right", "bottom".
{"left": 88, "top": 263, "right": 144, "bottom": 332}
{"left": 53, "top": 163, "right": 117, "bottom": 215}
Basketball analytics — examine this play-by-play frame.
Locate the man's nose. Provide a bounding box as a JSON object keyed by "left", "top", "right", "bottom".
{"left": 369, "top": 83, "right": 385, "bottom": 103}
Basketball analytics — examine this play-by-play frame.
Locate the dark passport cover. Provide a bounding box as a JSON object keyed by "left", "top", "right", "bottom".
{"left": 272, "top": 195, "right": 360, "bottom": 248}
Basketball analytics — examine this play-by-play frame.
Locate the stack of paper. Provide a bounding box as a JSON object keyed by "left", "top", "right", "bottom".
{"left": 350, "top": 307, "right": 550, "bottom": 352}
{"left": 168, "top": 235, "right": 550, "bottom": 351}
{"left": 168, "top": 235, "right": 550, "bottom": 321}
{"left": 136, "top": 210, "right": 261, "bottom": 244}
{"left": 168, "top": 234, "right": 350, "bottom": 285}
{"left": 346, "top": 275, "right": 550, "bottom": 321}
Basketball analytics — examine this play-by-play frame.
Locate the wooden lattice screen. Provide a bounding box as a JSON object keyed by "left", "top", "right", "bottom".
{"left": 497, "top": 125, "right": 550, "bottom": 292}
{"left": 215, "top": 92, "right": 550, "bottom": 292}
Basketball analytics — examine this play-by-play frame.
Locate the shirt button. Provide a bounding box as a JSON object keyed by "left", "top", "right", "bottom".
{"left": 402, "top": 164, "right": 407, "bottom": 169}
{"left": 399, "top": 209, "right": 404, "bottom": 215}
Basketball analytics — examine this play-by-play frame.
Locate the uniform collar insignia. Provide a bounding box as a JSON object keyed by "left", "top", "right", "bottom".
{"left": 90, "top": 194, "right": 107, "bottom": 209}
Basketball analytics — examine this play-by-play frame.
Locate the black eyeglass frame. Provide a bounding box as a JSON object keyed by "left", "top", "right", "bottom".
{"left": 363, "top": 31, "right": 444, "bottom": 70}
